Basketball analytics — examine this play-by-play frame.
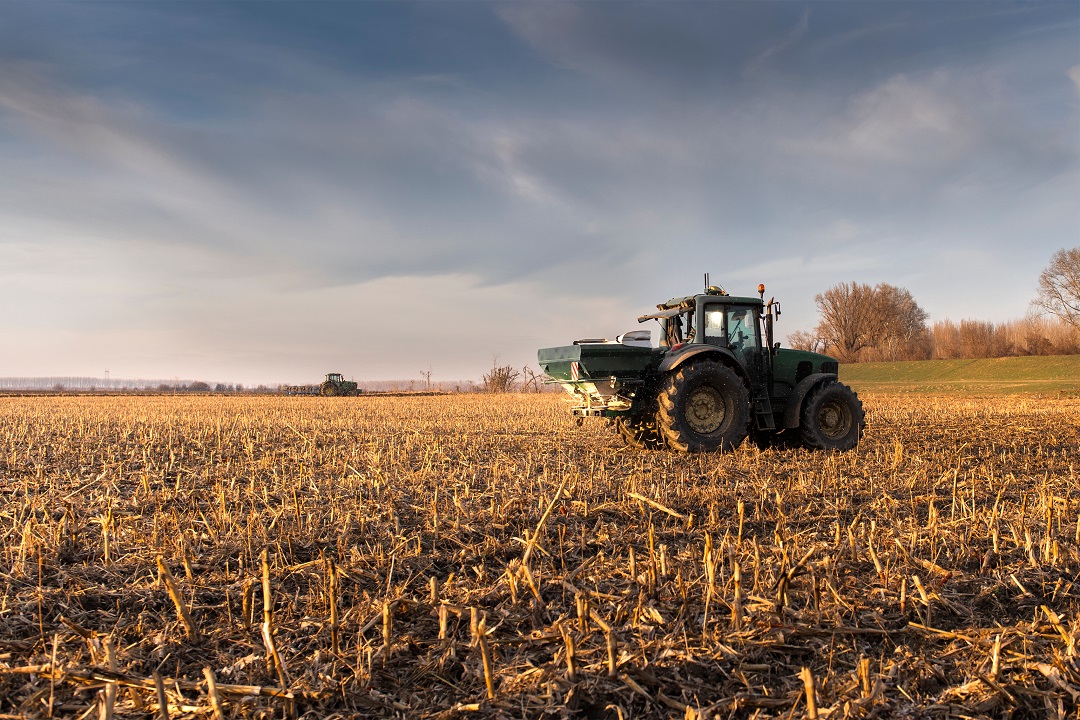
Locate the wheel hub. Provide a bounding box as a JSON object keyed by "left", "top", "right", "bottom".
{"left": 818, "top": 400, "right": 850, "bottom": 438}
{"left": 686, "top": 386, "right": 726, "bottom": 434}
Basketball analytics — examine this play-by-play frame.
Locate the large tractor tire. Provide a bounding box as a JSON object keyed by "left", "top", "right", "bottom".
{"left": 320, "top": 383, "right": 339, "bottom": 397}
{"left": 656, "top": 362, "right": 750, "bottom": 453}
{"left": 798, "top": 381, "right": 864, "bottom": 451}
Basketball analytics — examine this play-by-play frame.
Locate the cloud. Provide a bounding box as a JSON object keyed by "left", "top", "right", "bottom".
{"left": 785, "top": 72, "right": 972, "bottom": 172}
{"left": 0, "top": 61, "right": 631, "bottom": 291}
{"left": 483, "top": 131, "right": 562, "bottom": 206}
{"left": 845, "top": 75, "right": 969, "bottom": 162}
{"left": 495, "top": 3, "right": 761, "bottom": 95}
{"left": 0, "top": 62, "right": 274, "bottom": 258}
{"left": 745, "top": 9, "right": 810, "bottom": 74}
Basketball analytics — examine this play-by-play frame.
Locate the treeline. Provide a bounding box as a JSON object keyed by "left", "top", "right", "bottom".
{"left": 0, "top": 377, "right": 273, "bottom": 392}
{"left": 815, "top": 314, "right": 1080, "bottom": 363}
{"left": 0, "top": 377, "right": 229, "bottom": 391}
{"left": 789, "top": 274, "right": 1080, "bottom": 362}
{"left": 928, "top": 317, "right": 1079, "bottom": 360}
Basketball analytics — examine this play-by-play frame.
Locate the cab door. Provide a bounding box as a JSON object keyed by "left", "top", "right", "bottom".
{"left": 725, "top": 306, "right": 763, "bottom": 383}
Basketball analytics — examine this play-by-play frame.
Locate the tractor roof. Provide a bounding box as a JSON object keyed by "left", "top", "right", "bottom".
{"left": 656, "top": 294, "right": 763, "bottom": 310}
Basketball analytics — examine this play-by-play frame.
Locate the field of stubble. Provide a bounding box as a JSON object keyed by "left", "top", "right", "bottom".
{"left": 0, "top": 392, "right": 1078, "bottom": 719}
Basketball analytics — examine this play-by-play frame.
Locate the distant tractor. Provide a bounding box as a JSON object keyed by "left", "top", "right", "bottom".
{"left": 320, "top": 373, "right": 360, "bottom": 397}
{"left": 537, "top": 277, "right": 864, "bottom": 453}
{"left": 282, "top": 372, "right": 361, "bottom": 396}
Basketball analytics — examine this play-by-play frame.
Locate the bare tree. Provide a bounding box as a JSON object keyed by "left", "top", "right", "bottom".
{"left": 420, "top": 367, "right": 433, "bottom": 390}
{"left": 814, "top": 282, "right": 881, "bottom": 361}
{"left": 482, "top": 355, "right": 521, "bottom": 393}
{"left": 813, "top": 282, "right": 929, "bottom": 362}
{"left": 870, "top": 284, "right": 931, "bottom": 361}
{"left": 1033, "top": 247, "right": 1080, "bottom": 328}
{"left": 786, "top": 330, "right": 822, "bottom": 353}
{"left": 520, "top": 366, "right": 544, "bottom": 393}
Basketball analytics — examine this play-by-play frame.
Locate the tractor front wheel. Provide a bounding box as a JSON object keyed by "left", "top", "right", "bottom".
{"left": 798, "top": 381, "right": 864, "bottom": 451}
{"left": 657, "top": 362, "right": 749, "bottom": 453}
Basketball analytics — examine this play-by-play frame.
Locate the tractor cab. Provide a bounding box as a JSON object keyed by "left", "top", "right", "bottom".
{"left": 641, "top": 285, "right": 774, "bottom": 390}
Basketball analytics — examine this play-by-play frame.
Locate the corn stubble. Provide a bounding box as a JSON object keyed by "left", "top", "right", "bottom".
{"left": 0, "top": 393, "right": 1078, "bottom": 718}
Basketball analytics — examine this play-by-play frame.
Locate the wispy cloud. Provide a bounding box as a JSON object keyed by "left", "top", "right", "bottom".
{"left": 787, "top": 72, "right": 973, "bottom": 171}
{"left": 745, "top": 9, "right": 810, "bottom": 74}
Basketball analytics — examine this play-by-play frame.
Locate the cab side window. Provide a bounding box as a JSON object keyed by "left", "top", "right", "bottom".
{"left": 704, "top": 305, "right": 726, "bottom": 344}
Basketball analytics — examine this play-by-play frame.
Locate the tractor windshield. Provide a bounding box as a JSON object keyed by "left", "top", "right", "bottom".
{"left": 726, "top": 308, "right": 758, "bottom": 351}
{"left": 702, "top": 304, "right": 760, "bottom": 352}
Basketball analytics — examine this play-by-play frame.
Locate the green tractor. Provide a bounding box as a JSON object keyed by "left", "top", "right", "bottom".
{"left": 537, "top": 278, "right": 864, "bottom": 452}
{"left": 319, "top": 373, "right": 360, "bottom": 397}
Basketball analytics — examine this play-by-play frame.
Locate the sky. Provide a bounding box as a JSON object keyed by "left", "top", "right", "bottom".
{"left": 1, "top": 1, "right": 1078, "bottom": 385}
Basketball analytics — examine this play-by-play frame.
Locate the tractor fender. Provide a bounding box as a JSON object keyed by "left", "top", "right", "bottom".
{"left": 782, "top": 373, "right": 838, "bottom": 429}
{"left": 659, "top": 345, "right": 745, "bottom": 379}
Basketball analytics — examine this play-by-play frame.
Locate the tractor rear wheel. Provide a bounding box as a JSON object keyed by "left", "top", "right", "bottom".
{"left": 657, "top": 362, "right": 749, "bottom": 452}
{"left": 798, "top": 381, "right": 864, "bottom": 451}
{"left": 321, "top": 383, "right": 338, "bottom": 397}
